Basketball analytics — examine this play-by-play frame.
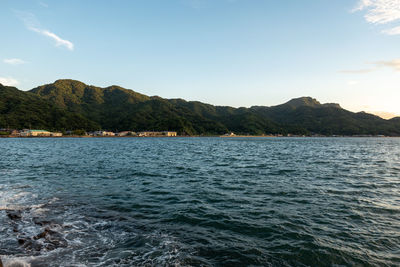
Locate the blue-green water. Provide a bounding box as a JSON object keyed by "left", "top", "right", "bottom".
{"left": 0, "top": 137, "right": 399, "bottom": 266}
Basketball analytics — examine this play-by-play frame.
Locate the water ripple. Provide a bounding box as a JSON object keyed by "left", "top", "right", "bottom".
{"left": 0, "top": 137, "right": 399, "bottom": 266}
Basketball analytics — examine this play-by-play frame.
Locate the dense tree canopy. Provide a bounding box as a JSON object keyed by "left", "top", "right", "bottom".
{"left": 1, "top": 80, "right": 399, "bottom": 136}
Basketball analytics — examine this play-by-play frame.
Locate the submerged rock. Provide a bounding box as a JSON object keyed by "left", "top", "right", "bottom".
{"left": 6, "top": 210, "right": 22, "bottom": 221}
{"left": 19, "top": 238, "right": 42, "bottom": 252}
{"left": 4, "top": 206, "right": 68, "bottom": 253}
{"left": 30, "top": 227, "right": 68, "bottom": 251}
{"left": 32, "top": 218, "right": 52, "bottom": 226}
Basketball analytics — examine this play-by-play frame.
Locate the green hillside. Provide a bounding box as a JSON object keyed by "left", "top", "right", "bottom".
{"left": 250, "top": 97, "right": 400, "bottom": 136}
{"left": 0, "top": 79, "right": 398, "bottom": 136}
{"left": 30, "top": 80, "right": 282, "bottom": 135}
{"left": 0, "top": 83, "right": 98, "bottom": 130}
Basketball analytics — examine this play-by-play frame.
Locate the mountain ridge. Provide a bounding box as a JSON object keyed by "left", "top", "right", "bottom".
{"left": 1, "top": 79, "right": 399, "bottom": 136}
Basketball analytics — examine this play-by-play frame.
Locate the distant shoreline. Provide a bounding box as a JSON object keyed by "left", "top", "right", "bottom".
{"left": 2, "top": 80, "right": 400, "bottom": 138}
{"left": 1, "top": 135, "right": 398, "bottom": 138}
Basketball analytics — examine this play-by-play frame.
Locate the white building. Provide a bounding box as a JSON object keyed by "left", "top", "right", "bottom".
{"left": 116, "top": 131, "right": 136, "bottom": 137}
{"left": 93, "top": 131, "right": 115, "bottom": 136}
{"left": 138, "top": 131, "right": 177, "bottom": 137}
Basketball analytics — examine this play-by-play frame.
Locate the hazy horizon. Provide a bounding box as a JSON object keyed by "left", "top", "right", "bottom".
{"left": 1, "top": 0, "right": 399, "bottom": 116}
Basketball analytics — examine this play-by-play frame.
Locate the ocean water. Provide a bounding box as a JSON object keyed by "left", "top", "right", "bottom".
{"left": 0, "top": 137, "right": 399, "bottom": 266}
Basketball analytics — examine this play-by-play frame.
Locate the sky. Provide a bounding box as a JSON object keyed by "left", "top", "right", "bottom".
{"left": 1, "top": 0, "right": 400, "bottom": 117}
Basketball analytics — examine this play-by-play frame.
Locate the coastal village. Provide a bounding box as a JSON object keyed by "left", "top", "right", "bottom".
{"left": 0, "top": 129, "right": 178, "bottom": 137}
{"left": 0, "top": 129, "right": 386, "bottom": 138}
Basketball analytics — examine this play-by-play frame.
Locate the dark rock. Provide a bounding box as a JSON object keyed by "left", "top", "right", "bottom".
{"left": 31, "top": 227, "right": 68, "bottom": 251}
{"left": 22, "top": 239, "right": 43, "bottom": 252}
{"left": 6, "top": 210, "right": 22, "bottom": 220}
{"left": 33, "top": 218, "right": 52, "bottom": 226}
{"left": 34, "top": 231, "right": 47, "bottom": 240}
{"left": 34, "top": 228, "right": 52, "bottom": 240}
{"left": 45, "top": 243, "right": 56, "bottom": 251}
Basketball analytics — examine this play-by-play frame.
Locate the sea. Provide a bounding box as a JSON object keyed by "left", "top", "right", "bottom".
{"left": 0, "top": 137, "right": 399, "bottom": 266}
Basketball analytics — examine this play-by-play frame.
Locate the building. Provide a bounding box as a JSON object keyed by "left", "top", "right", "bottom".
{"left": 116, "top": 131, "right": 136, "bottom": 137}
{"left": 20, "top": 130, "right": 51, "bottom": 137}
{"left": 93, "top": 131, "right": 115, "bottom": 136}
{"left": 19, "top": 130, "right": 63, "bottom": 137}
{"left": 138, "top": 131, "right": 177, "bottom": 137}
{"left": 163, "top": 131, "right": 177, "bottom": 137}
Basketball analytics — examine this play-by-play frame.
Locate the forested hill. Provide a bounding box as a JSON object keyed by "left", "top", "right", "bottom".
{"left": 0, "top": 82, "right": 98, "bottom": 131}
{"left": 1, "top": 79, "right": 399, "bottom": 136}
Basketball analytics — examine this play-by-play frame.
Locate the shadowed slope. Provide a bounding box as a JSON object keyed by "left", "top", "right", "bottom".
{"left": 0, "top": 83, "right": 99, "bottom": 130}
{"left": 0, "top": 80, "right": 397, "bottom": 135}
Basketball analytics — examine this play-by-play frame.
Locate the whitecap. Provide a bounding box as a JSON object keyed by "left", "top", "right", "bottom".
{"left": 1, "top": 256, "right": 31, "bottom": 267}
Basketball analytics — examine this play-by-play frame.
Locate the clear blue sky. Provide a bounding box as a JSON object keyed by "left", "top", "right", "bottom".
{"left": 1, "top": 0, "right": 400, "bottom": 116}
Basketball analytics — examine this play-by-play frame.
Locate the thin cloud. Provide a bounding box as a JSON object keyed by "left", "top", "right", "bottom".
{"left": 15, "top": 10, "right": 40, "bottom": 30}
{"left": 373, "top": 59, "right": 400, "bottom": 71}
{"left": 3, "top": 58, "right": 27, "bottom": 65}
{"left": 354, "top": 0, "right": 400, "bottom": 35}
{"left": 16, "top": 11, "right": 74, "bottom": 51}
{"left": 382, "top": 25, "right": 400, "bottom": 35}
{"left": 340, "top": 59, "right": 400, "bottom": 74}
{"left": 30, "top": 27, "right": 74, "bottom": 50}
{"left": 0, "top": 77, "right": 19, "bottom": 86}
{"left": 355, "top": 0, "right": 400, "bottom": 24}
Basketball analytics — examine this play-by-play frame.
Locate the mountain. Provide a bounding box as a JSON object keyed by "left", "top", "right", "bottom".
{"left": 30, "top": 79, "right": 150, "bottom": 109}
{"left": 0, "top": 83, "right": 98, "bottom": 130}
{"left": 0, "top": 79, "right": 399, "bottom": 136}
{"left": 250, "top": 97, "right": 400, "bottom": 136}
{"left": 281, "top": 97, "right": 322, "bottom": 109}
{"left": 30, "top": 80, "right": 282, "bottom": 135}
{"left": 263, "top": 97, "right": 340, "bottom": 109}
